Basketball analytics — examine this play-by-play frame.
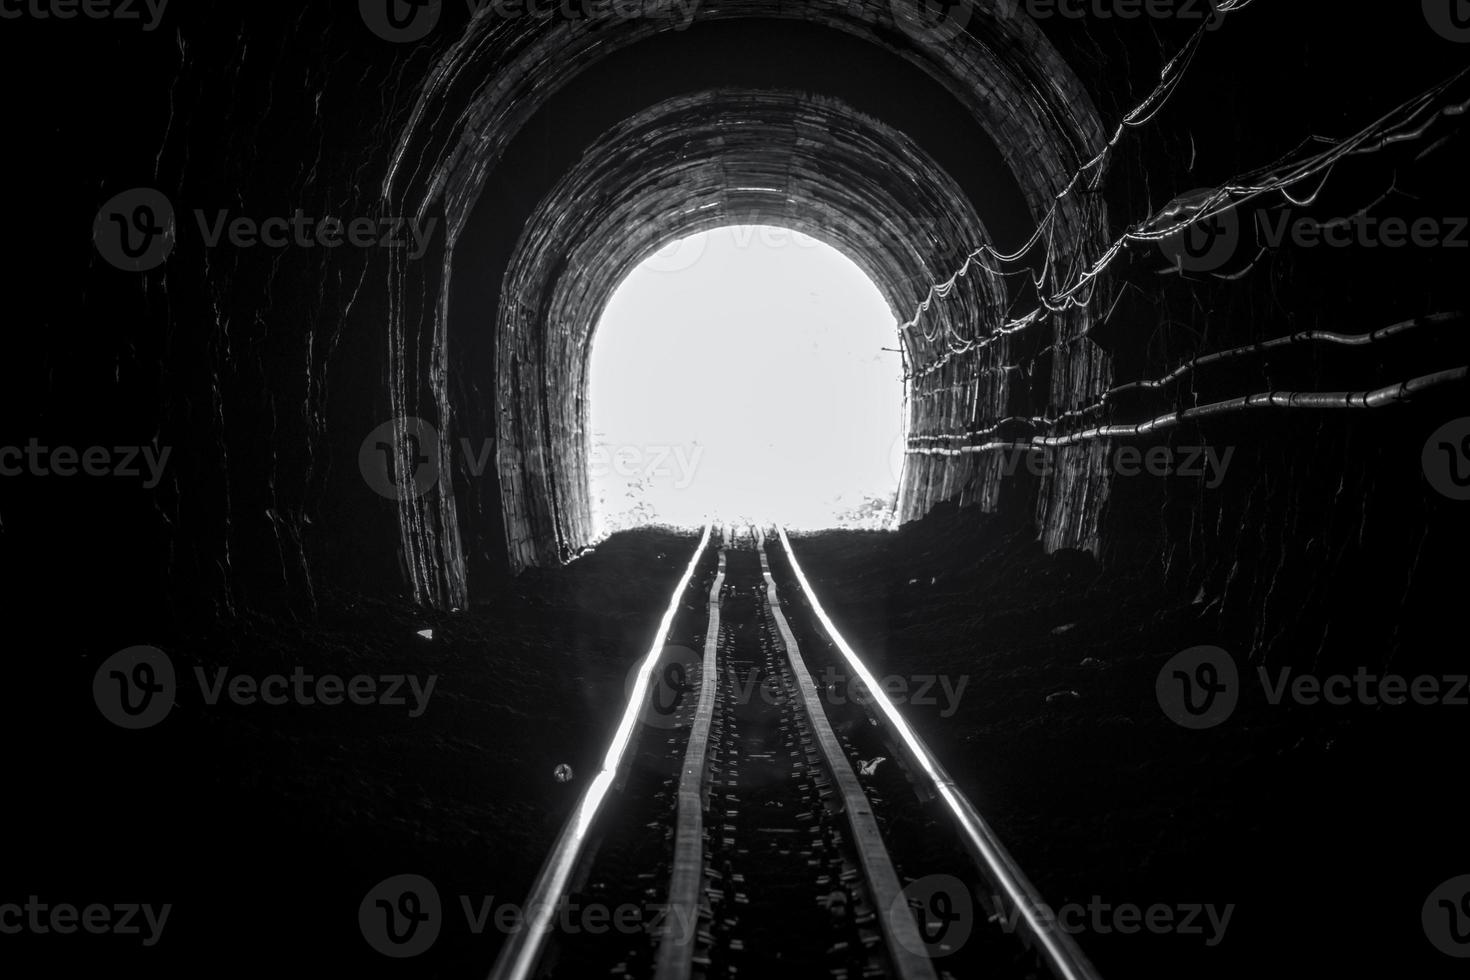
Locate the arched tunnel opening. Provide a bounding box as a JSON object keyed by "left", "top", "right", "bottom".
{"left": 587, "top": 224, "right": 903, "bottom": 533}
{"left": 472, "top": 80, "right": 1025, "bottom": 583}
{"left": 8, "top": 3, "right": 1470, "bottom": 979}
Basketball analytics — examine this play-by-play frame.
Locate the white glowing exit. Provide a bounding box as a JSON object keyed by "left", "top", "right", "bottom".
{"left": 587, "top": 225, "right": 905, "bottom": 534}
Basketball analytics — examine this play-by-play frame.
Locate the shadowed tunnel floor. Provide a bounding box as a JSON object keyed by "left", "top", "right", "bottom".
{"left": 9, "top": 507, "right": 1462, "bottom": 978}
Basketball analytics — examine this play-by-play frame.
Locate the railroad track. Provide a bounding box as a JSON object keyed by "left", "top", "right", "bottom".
{"left": 489, "top": 525, "right": 1099, "bottom": 980}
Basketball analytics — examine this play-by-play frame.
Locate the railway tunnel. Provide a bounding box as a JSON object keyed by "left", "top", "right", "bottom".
{"left": 17, "top": 1, "right": 1464, "bottom": 620}
{"left": 25, "top": 0, "right": 1460, "bottom": 621}
{"left": 6, "top": 2, "right": 1470, "bottom": 979}
{"left": 398, "top": 3, "right": 1107, "bottom": 601}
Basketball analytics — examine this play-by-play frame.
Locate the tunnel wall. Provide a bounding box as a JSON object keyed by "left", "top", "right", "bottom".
{"left": 385, "top": 1, "right": 1110, "bottom": 595}
{"left": 18, "top": 2, "right": 1467, "bottom": 644}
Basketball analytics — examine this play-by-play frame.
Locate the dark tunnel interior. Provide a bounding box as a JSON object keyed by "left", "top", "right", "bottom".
{"left": 3, "top": 2, "right": 1469, "bottom": 978}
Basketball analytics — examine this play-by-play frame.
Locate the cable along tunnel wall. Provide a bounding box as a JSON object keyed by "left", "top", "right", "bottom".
{"left": 379, "top": 1, "right": 1110, "bottom": 599}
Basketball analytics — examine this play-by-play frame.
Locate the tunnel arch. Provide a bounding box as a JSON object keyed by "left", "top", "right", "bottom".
{"left": 380, "top": 2, "right": 1112, "bottom": 603}
{"left": 386, "top": 4, "right": 1105, "bottom": 239}
{"left": 496, "top": 90, "right": 995, "bottom": 569}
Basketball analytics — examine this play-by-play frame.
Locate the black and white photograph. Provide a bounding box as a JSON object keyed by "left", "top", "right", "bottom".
{"left": 2, "top": 1, "right": 1468, "bottom": 977}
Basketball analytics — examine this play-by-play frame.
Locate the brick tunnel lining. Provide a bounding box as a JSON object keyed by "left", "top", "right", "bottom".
{"left": 496, "top": 90, "right": 1000, "bottom": 571}
{"left": 381, "top": 4, "right": 1110, "bottom": 603}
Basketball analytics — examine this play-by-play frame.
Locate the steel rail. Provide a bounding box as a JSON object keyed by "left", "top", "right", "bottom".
{"left": 487, "top": 524, "right": 715, "bottom": 980}
{"left": 756, "top": 528, "right": 940, "bottom": 980}
{"left": 775, "top": 525, "right": 1103, "bottom": 980}
{"left": 652, "top": 535, "right": 728, "bottom": 980}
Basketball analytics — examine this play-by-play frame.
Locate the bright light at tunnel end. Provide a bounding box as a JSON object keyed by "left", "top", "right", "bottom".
{"left": 587, "top": 225, "right": 907, "bottom": 537}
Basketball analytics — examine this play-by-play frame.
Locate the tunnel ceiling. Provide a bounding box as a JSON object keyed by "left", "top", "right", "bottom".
{"left": 386, "top": 2, "right": 1105, "bottom": 242}
{"left": 375, "top": 1, "right": 1114, "bottom": 602}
